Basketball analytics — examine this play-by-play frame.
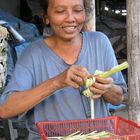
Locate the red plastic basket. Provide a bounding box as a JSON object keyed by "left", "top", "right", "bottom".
{"left": 36, "top": 116, "right": 140, "bottom": 140}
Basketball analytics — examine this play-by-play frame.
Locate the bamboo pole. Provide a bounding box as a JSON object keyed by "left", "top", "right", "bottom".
{"left": 127, "top": 0, "right": 140, "bottom": 124}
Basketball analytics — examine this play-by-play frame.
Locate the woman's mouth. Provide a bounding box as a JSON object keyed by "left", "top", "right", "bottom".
{"left": 62, "top": 26, "right": 77, "bottom": 33}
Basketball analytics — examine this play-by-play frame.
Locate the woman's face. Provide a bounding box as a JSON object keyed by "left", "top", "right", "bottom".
{"left": 46, "top": 0, "right": 86, "bottom": 40}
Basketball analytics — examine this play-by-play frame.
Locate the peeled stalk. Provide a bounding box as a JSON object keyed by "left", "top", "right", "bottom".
{"left": 55, "top": 130, "right": 119, "bottom": 140}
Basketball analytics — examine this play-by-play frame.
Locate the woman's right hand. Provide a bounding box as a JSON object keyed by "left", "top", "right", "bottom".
{"left": 54, "top": 65, "right": 90, "bottom": 89}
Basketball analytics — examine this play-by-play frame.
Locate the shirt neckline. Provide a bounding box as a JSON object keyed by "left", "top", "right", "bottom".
{"left": 41, "top": 32, "right": 86, "bottom": 68}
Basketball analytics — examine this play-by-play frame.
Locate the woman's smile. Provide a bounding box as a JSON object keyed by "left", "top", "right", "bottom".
{"left": 61, "top": 25, "right": 77, "bottom": 33}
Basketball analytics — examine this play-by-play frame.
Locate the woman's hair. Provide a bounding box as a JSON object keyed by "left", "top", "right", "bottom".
{"left": 40, "top": 0, "right": 48, "bottom": 13}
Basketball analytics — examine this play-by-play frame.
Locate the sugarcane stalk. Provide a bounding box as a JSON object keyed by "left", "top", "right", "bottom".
{"left": 97, "top": 61, "right": 128, "bottom": 78}
{"left": 84, "top": 61, "right": 128, "bottom": 89}
{"left": 83, "top": 61, "right": 129, "bottom": 96}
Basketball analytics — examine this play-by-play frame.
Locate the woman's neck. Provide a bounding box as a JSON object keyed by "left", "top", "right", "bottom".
{"left": 44, "top": 33, "right": 82, "bottom": 65}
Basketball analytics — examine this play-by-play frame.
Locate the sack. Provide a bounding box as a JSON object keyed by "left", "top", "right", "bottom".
{"left": 0, "top": 25, "right": 8, "bottom": 89}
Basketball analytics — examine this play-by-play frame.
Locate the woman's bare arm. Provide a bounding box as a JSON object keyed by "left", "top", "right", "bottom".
{"left": 0, "top": 77, "right": 59, "bottom": 119}
{"left": 102, "top": 84, "right": 123, "bottom": 105}
{"left": 0, "top": 65, "right": 89, "bottom": 119}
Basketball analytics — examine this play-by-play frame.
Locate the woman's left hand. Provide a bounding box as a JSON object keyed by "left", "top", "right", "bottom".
{"left": 89, "top": 76, "right": 123, "bottom": 105}
{"left": 89, "top": 76, "right": 113, "bottom": 99}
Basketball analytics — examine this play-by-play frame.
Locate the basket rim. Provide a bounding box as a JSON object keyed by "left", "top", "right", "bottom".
{"left": 36, "top": 116, "right": 140, "bottom": 128}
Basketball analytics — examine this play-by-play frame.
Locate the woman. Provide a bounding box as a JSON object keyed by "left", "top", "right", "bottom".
{"left": 0, "top": 0, "right": 127, "bottom": 139}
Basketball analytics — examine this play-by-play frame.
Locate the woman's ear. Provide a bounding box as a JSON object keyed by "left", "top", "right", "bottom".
{"left": 45, "top": 18, "right": 50, "bottom": 25}
{"left": 42, "top": 12, "right": 50, "bottom": 25}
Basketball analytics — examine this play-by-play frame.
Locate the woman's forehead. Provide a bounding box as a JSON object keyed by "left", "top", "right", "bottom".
{"left": 48, "top": 0, "right": 84, "bottom": 6}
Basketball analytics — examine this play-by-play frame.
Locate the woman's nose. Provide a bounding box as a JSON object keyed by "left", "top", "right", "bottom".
{"left": 65, "top": 11, "right": 75, "bottom": 22}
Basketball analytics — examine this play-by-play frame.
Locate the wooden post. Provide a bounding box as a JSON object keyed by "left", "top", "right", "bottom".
{"left": 127, "top": 0, "right": 140, "bottom": 123}
{"left": 83, "top": 0, "right": 96, "bottom": 31}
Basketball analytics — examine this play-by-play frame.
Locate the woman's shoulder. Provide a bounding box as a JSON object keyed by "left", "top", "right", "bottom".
{"left": 83, "top": 31, "right": 111, "bottom": 47}
{"left": 16, "top": 38, "right": 45, "bottom": 62}
{"left": 20, "top": 38, "right": 44, "bottom": 56}
{"left": 26, "top": 37, "right": 44, "bottom": 50}
{"left": 83, "top": 31, "right": 108, "bottom": 40}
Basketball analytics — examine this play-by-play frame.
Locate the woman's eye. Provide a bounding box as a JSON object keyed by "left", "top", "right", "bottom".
{"left": 74, "top": 8, "right": 84, "bottom": 13}
{"left": 55, "top": 10, "right": 64, "bottom": 13}
{"left": 75, "top": 9, "right": 84, "bottom": 12}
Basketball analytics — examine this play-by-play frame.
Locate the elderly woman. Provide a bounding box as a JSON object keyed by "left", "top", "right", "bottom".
{"left": 0, "top": 0, "right": 127, "bottom": 139}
